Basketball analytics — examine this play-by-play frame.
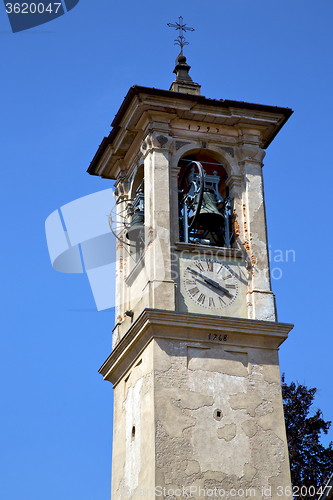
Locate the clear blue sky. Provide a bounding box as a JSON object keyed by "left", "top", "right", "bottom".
{"left": 1, "top": 1, "right": 332, "bottom": 498}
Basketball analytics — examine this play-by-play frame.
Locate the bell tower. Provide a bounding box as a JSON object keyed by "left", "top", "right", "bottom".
{"left": 88, "top": 31, "right": 294, "bottom": 500}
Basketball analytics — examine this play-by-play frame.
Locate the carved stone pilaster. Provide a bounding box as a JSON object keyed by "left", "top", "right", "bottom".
{"left": 226, "top": 174, "right": 242, "bottom": 192}
{"left": 236, "top": 145, "right": 274, "bottom": 320}
{"left": 237, "top": 145, "right": 266, "bottom": 164}
{"left": 140, "top": 132, "right": 174, "bottom": 156}
{"left": 114, "top": 175, "right": 130, "bottom": 203}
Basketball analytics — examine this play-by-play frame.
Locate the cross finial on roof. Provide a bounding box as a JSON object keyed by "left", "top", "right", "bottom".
{"left": 167, "top": 16, "right": 195, "bottom": 55}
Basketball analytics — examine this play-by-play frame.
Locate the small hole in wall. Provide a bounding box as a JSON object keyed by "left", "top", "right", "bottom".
{"left": 213, "top": 409, "right": 223, "bottom": 421}
{"left": 131, "top": 426, "right": 136, "bottom": 440}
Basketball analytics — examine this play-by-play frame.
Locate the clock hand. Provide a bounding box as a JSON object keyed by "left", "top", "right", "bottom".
{"left": 189, "top": 269, "right": 231, "bottom": 295}
{"left": 189, "top": 268, "right": 222, "bottom": 289}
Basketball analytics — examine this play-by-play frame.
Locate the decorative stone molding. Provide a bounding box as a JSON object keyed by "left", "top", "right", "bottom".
{"left": 226, "top": 174, "right": 242, "bottom": 190}
{"left": 175, "top": 140, "right": 191, "bottom": 151}
{"left": 237, "top": 145, "right": 266, "bottom": 163}
{"left": 174, "top": 242, "right": 243, "bottom": 260}
{"left": 140, "top": 132, "right": 174, "bottom": 155}
{"left": 100, "top": 308, "right": 293, "bottom": 385}
{"left": 114, "top": 175, "right": 130, "bottom": 202}
{"left": 156, "top": 135, "right": 168, "bottom": 147}
{"left": 219, "top": 146, "right": 234, "bottom": 158}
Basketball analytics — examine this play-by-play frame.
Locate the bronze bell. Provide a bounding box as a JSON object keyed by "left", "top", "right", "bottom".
{"left": 126, "top": 209, "right": 144, "bottom": 242}
{"left": 126, "top": 189, "right": 145, "bottom": 242}
{"left": 194, "top": 190, "right": 224, "bottom": 231}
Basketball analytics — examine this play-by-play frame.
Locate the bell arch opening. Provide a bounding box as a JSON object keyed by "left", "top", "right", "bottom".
{"left": 129, "top": 165, "right": 144, "bottom": 200}
{"left": 177, "top": 150, "right": 234, "bottom": 248}
{"left": 127, "top": 165, "right": 145, "bottom": 262}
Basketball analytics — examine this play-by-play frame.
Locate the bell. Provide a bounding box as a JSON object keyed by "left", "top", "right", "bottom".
{"left": 126, "top": 209, "right": 144, "bottom": 242}
{"left": 126, "top": 189, "right": 145, "bottom": 242}
{"left": 192, "top": 190, "right": 225, "bottom": 231}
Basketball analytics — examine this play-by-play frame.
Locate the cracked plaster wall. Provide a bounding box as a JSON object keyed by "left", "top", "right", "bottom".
{"left": 154, "top": 338, "right": 291, "bottom": 500}
{"left": 110, "top": 335, "right": 291, "bottom": 500}
{"left": 111, "top": 342, "right": 155, "bottom": 500}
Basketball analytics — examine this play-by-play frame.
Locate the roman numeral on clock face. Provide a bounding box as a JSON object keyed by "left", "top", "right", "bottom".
{"left": 209, "top": 297, "right": 215, "bottom": 308}
{"left": 197, "top": 293, "right": 206, "bottom": 305}
{"left": 219, "top": 296, "right": 226, "bottom": 306}
{"left": 207, "top": 261, "right": 213, "bottom": 272}
{"left": 185, "top": 279, "right": 196, "bottom": 285}
{"left": 223, "top": 273, "right": 232, "bottom": 281}
{"left": 188, "top": 286, "right": 199, "bottom": 297}
{"left": 226, "top": 284, "right": 236, "bottom": 289}
{"left": 194, "top": 261, "right": 204, "bottom": 272}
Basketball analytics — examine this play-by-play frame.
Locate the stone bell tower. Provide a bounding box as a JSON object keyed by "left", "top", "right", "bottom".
{"left": 88, "top": 30, "right": 294, "bottom": 500}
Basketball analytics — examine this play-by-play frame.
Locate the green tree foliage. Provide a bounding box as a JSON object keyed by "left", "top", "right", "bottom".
{"left": 282, "top": 375, "right": 333, "bottom": 499}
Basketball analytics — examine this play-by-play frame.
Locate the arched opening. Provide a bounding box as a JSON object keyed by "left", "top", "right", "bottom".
{"left": 130, "top": 165, "right": 144, "bottom": 199}
{"left": 178, "top": 150, "right": 232, "bottom": 247}
{"left": 127, "top": 166, "right": 145, "bottom": 261}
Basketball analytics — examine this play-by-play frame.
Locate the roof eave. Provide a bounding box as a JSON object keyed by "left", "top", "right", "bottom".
{"left": 87, "top": 85, "right": 293, "bottom": 176}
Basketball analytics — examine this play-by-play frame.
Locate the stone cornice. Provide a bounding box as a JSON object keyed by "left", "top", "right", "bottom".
{"left": 99, "top": 308, "right": 293, "bottom": 385}
{"left": 88, "top": 86, "right": 292, "bottom": 179}
{"left": 174, "top": 242, "right": 244, "bottom": 259}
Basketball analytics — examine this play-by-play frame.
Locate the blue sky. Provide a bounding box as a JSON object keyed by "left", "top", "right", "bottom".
{"left": 1, "top": 1, "right": 332, "bottom": 498}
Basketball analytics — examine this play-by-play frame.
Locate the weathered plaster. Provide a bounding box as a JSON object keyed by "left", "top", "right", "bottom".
{"left": 124, "top": 377, "right": 143, "bottom": 491}
{"left": 217, "top": 423, "right": 237, "bottom": 441}
{"left": 105, "top": 309, "right": 292, "bottom": 500}
{"left": 241, "top": 419, "right": 258, "bottom": 438}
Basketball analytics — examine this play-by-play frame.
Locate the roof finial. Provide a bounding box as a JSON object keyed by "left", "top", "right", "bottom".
{"left": 167, "top": 16, "right": 195, "bottom": 56}
{"left": 167, "top": 17, "right": 200, "bottom": 95}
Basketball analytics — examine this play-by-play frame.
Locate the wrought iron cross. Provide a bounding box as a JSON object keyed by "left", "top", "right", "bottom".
{"left": 167, "top": 16, "right": 195, "bottom": 55}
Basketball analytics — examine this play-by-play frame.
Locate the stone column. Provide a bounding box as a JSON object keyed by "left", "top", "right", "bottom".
{"left": 141, "top": 130, "right": 176, "bottom": 311}
{"left": 112, "top": 175, "right": 130, "bottom": 348}
{"left": 238, "top": 145, "right": 276, "bottom": 322}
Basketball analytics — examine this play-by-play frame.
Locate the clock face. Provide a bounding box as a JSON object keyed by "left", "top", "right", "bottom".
{"left": 183, "top": 258, "right": 239, "bottom": 310}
